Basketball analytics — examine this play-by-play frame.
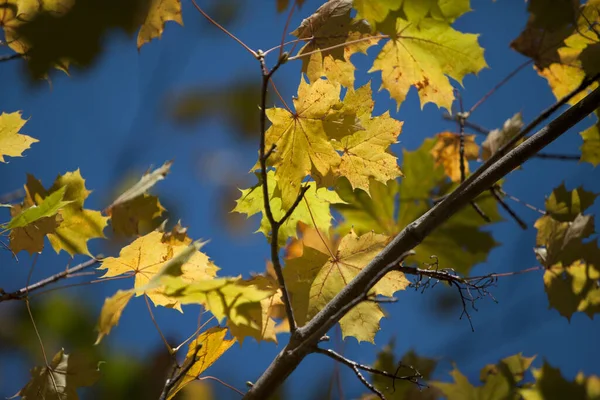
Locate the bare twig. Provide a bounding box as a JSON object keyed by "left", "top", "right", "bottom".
{"left": 490, "top": 187, "right": 527, "bottom": 230}
{"left": 535, "top": 152, "right": 580, "bottom": 160}
{"left": 315, "top": 347, "right": 423, "bottom": 400}
{"left": 190, "top": 0, "right": 257, "bottom": 58}
{"left": 158, "top": 341, "right": 203, "bottom": 400}
{"left": 0, "top": 256, "right": 102, "bottom": 302}
{"left": 144, "top": 295, "right": 172, "bottom": 354}
{"left": 0, "top": 53, "right": 24, "bottom": 62}
{"left": 199, "top": 376, "right": 245, "bottom": 396}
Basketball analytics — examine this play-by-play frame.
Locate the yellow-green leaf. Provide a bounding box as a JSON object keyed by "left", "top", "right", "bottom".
{"left": 369, "top": 17, "right": 487, "bottom": 111}
{"left": 0, "top": 111, "right": 38, "bottom": 163}
{"left": 284, "top": 230, "right": 409, "bottom": 343}
{"left": 233, "top": 171, "right": 345, "bottom": 244}
{"left": 520, "top": 361, "right": 599, "bottom": 400}
{"left": 5, "top": 186, "right": 70, "bottom": 230}
{"left": 580, "top": 111, "right": 600, "bottom": 167}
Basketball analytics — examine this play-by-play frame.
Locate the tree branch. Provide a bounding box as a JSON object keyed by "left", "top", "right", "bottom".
{"left": 257, "top": 51, "right": 298, "bottom": 334}
{"left": 241, "top": 84, "right": 600, "bottom": 400}
{"left": 0, "top": 256, "right": 102, "bottom": 302}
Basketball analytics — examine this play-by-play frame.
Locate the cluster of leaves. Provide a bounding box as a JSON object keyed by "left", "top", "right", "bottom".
{"left": 2, "top": 0, "right": 600, "bottom": 398}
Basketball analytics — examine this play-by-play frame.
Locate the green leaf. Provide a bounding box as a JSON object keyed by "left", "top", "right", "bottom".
{"left": 5, "top": 186, "right": 71, "bottom": 230}
{"left": 520, "top": 361, "right": 598, "bottom": 400}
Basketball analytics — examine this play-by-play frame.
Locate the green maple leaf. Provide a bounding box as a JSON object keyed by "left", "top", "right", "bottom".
{"left": 233, "top": 171, "right": 345, "bottom": 244}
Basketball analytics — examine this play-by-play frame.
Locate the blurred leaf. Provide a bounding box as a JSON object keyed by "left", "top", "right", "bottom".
{"left": 520, "top": 361, "right": 599, "bottom": 400}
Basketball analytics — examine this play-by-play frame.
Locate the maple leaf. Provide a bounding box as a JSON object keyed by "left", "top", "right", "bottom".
{"left": 161, "top": 276, "right": 276, "bottom": 343}
{"left": 8, "top": 205, "right": 62, "bottom": 255}
{"left": 4, "top": 186, "right": 70, "bottom": 230}
{"left": 95, "top": 290, "right": 134, "bottom": 345}
{"left": 516, "top": 1, "right": 600, "bottom": 105}
{"left": 580, "top": 110, "right": 600, "bottom": 167}
{"left": 233, "top": 171, "right": 345, "bottom": 245}
{"left": 335, "top": 139, "right": 501, "bottom": 275}
{"left": 432, "top": 353, "right": 536, "bottom": 400}
{"left": 98, "top": 231, "right": 218, "bottom": 311}
{"left": 369, "top": 17, "right": 487, "bottom": 111}
{"left": 284, "top": 230, "right": 409, "bottom": 343}
{"left": 0, "top": 111, "right": 38, "bottom": 162}
{"left": 15, "top": 349, "right": 100, "bottom": 400}
{"left": 166, "top": 327, "right": 236, "bottom": 399}
{"left": 333, "top": 83, "right": 404, "bottom": 193}
{"left": 353, "top": 0, "right": 471, "bottom": 26}
{"left": 137, "top": 0, "right": 183, "bottom": 49}
{"left": 520, "top": 361, "right": 599, "bottom": 400}
{"left": 544, "top": 183, "right": 597, "bottom": 222}
{"left": 291, "top": 0, "right": 379, "bottom": 87}
{"left": 13, "top": 171, "right": 108, "bottom": 256}
{"left": 430, "top": 132, "right": 479, "bottom": 182}
{"left": 481, "top": 113, "right": 524, "bottom": 161}
{"left": 264, "top": 77, "right": 362, "bottom": 209}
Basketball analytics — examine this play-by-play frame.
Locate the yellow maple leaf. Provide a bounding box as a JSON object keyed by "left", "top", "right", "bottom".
{"left": 291, "top": 0, "right": 379, "bottom": 87}
{"left": 18, "top": 171, "right": 107, "bottom": 256}
{"left": 580, "top": 111, "right": 600, "bottom": 167}
{"left": 166, "top": 327, "right": 236, "bottom": 399}
{"left": 264, "top": 77, "right": 362, "bottom": 208}
{"left": 369, "top": 17, "right": 487, "bottom": 111}
{"left": 430, "top": 132, "right": 479, "bottom": 182}
{"left": 109, "top": 194, "right": 165, "bottom": 236}
{"left": 353, "top": 0, "right": 401, "bottom": 26}
{"left": 137, "top": 0, "right": 183, "bottom": 49}
{"left": 98, "top": 231, "right": 219, "bottom": 311}
{"left": 95, "top": 290, "right": 134, "bottom": 344}
{"left": 333, "top": 83, "right": 403, "bottom": 193}
{"left": 0, "top": 111, "right": 38, "bottom": 163}
{"left": 284, "top": 230, "right": 409, "bottom": 343}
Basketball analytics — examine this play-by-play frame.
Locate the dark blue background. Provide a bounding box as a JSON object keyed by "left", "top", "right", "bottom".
{"left": 1, "top": 1, "right": 599, "bottom": 398}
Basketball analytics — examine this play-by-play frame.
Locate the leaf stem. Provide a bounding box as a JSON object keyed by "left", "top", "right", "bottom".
{"left": 258, "top": 53, "right": 298, "bottom": 334}
{"left": 144, "top": 294, "right": 173, "bottom": 354}
{"left": 190, "top": 0, "right": 257, "bottom": 58}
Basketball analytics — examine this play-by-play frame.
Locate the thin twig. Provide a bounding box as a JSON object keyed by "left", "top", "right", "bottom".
{"left": 490, "top": 187, "right": 527, "bottom": 229}
{"left": 495, "top": 187, "right": 546, "bottom": 215}
{"left": 263, "top": 38, "right": 311, "bottom": 57}
{"left": 535, "top": 152, "right": 580, "bottom": 160}
{"left": 269, "top": 78, "right": 292, "bottom": 112}
{"left": 469, "top": 59, "right": 534, "bottom": 114}
{"left": 0, "top": 256, "right": 102, "bottom": 302}
{"left": 258, "top": 52, "right": 297, "bottom": 333}
{"left": 0, "top": 53, "right": 24, "bottom": 62}
{"left": 199, "top": 376, "right": 245, "bottom": 396}
{"left": 315, "top": 347, "right": 423, "bottom": 400}
{"left": 442, "top": 114, "right": 490, "bottom": 135}
{"left": 144, "top": 294, "right": 172, "bottom": 354}
{"left": 190, "top": 0, "right": 257, "bottom": 58}
{"left": 279, "top": 0, "right": 297, "bottom": 59}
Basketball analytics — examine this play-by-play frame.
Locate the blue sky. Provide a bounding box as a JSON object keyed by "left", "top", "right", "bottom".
{"left": 1, "top": 1, "right": 599, "bottom": 399}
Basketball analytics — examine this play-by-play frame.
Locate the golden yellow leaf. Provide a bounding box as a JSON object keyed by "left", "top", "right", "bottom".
{"left": 334, "top": 84, "right": 403, "bottom": 193}
{"left": 137, "top": 0, "right": 183, "bottom": 49}
{"left": 167, "top": 327, "right": 235, "bottom": 400}
{"left": 430, "top": 132, "right": 479, "bottom": 182}
{"left": 0, "top": 111, "right": 37, "bottom": 163}
{"left": 95, "top": 290, "right": 134, "bottom": 345}
{"left": 284, "top": 230, "right": 409, "bottom": 343}
{"left": 370, "top": 17, "right": 487, "bottom": 111}
{"left": 264, "top": 77, "right": 362, "bottom": 208}
{"left": 98, "top": 231, "right": 219, "bottom": 311}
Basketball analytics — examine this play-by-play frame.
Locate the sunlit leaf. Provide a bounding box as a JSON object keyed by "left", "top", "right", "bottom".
{"left": 0, "top": 111, "right": 38, "bottom": 163}
{"left": 430, "top": 132, "right": 479, "bottom": 182}
{"left": 137, "top": 0, "right": 183, "bottom": 49}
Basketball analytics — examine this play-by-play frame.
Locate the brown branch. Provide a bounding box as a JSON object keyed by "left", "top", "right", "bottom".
{"left": 258, "top": 51, "right": 298, "bottom": 334}
{"left": 0, "top": 53, "right": 24, "bottom": 63}
{"left": 0, "top": 256, "right": 102, "bottom": 302}
{"left": 158, "top": 341, "right": 202, "bottom": 400}
{"left": 242, "top": 82, "right": 600, "bottom": 400}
